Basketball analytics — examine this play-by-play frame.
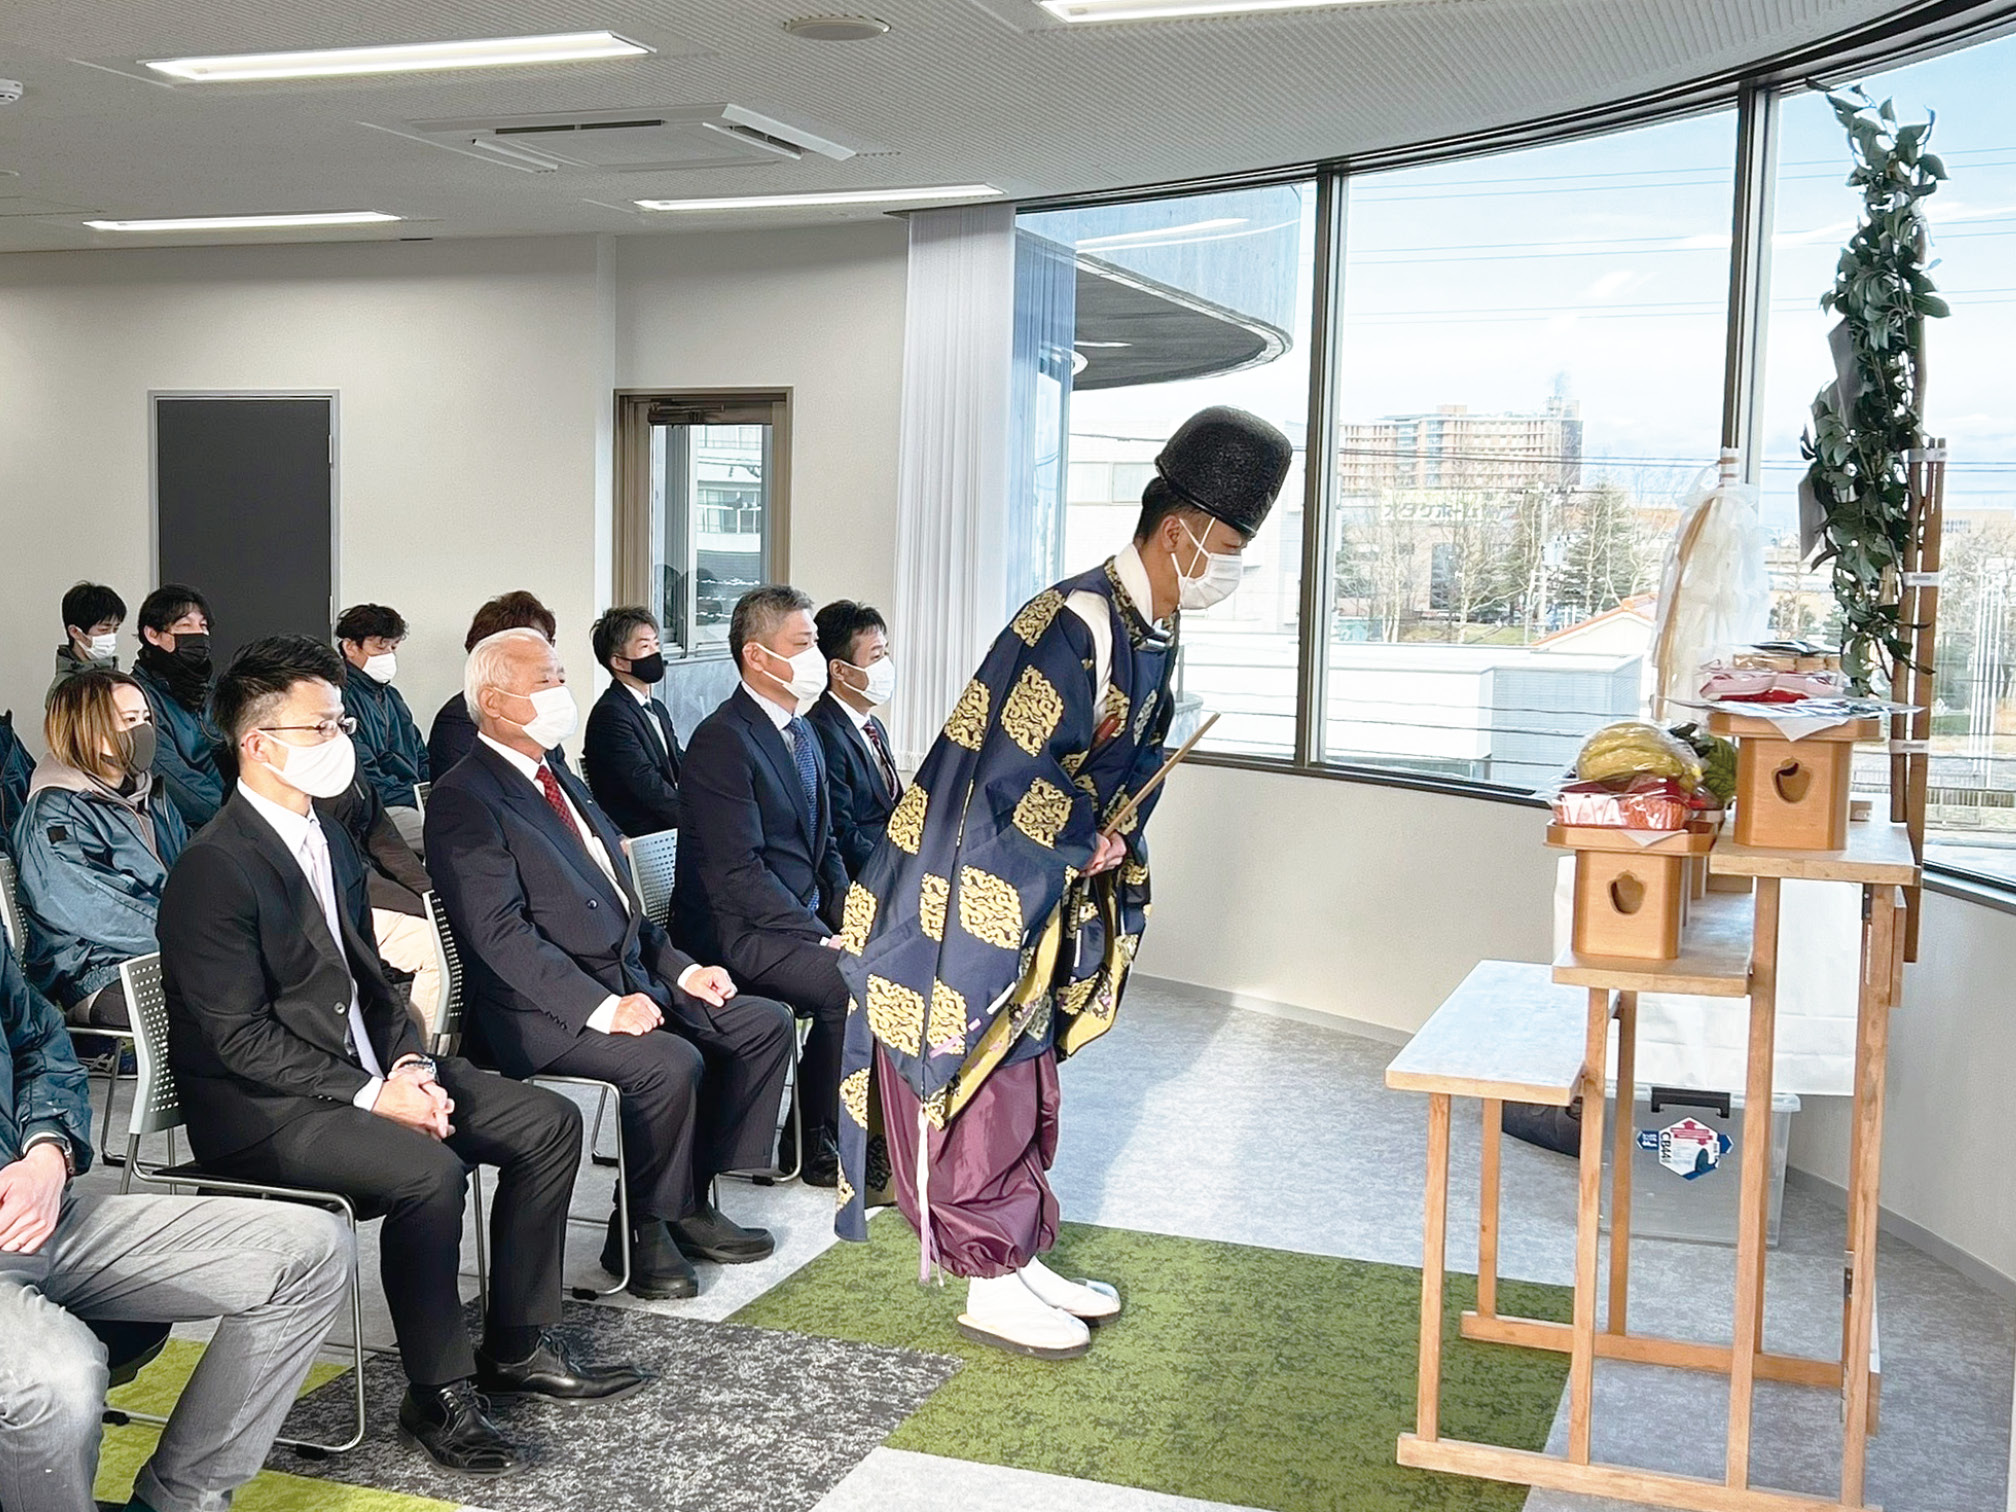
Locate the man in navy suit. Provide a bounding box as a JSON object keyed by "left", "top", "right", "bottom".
{"left": 582, "top": 606, "right": 684, "bottom": 838}
{"left": 806, "top": 600, "right": 902, "bottom": 879}
{"left": 425, "top": 628, "right": 793, "bottom": 1300}
{"left": 672, "top": 586, "right": 850, "bottom": 1187}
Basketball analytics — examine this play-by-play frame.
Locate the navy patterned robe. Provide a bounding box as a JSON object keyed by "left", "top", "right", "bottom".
{"left": 833, "top": 556, "right": 1179, "bottom": 1241}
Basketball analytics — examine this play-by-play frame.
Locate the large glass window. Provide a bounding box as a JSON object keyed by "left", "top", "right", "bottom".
{"left": 1759, "top": 35, "right": 2016, "bottom": 882}
{"left": 1017, "top": 184, "right": 1318, "bottom": 758}
{"left": 1325, "top": 113, "right": 1736, "bottom": 788}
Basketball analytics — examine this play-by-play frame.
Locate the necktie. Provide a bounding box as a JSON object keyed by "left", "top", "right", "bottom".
{"left": 537, "top": 762, "right": 585, "bottom": 848}
{"left": 299, "top": 818, "right": 378, "bottom": 1073}
{"left": 785, "top": 718, "right": 820, "bottom": 829}
{"left": 864, "top": 719, "right": 901, "bottom": 801}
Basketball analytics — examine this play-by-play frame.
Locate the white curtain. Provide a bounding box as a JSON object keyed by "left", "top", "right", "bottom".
{"left": 888, "top": 203, "right": 1017, "bottom": 769}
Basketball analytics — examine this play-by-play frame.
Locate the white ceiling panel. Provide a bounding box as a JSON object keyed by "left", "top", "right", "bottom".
{"left": 0, "top": 1, "right": 1950, "bottom": 250}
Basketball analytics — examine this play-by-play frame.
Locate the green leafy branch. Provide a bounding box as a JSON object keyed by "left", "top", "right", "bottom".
{"left": 1800, "top": 86, "right": 1948, "bottom": 694}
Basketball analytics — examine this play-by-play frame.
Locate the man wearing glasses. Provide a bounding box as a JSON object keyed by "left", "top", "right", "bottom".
{"left": 157, "top": 636, "right": 647, "bottom": 1479}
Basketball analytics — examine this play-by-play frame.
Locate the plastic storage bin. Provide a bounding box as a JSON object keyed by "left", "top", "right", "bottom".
{"left": 1599, "top": 1084, "right": 1799, "bottom": 1247}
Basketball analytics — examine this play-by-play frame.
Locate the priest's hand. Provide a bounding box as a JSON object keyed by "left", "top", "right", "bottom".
{"left": 1086, "top": 831, "right": 1128, "bottom": 875}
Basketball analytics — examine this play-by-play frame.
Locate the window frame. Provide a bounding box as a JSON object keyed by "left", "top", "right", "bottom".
{"left": 1014, "top": 7, "right": 2016, "bottom": 891}
{"left": 612, "top": 387, "right": 793, "bottom": 661}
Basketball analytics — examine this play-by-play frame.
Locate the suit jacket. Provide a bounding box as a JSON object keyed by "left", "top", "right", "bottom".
{"left": 805, "top": 692, "right": 900, "bottom": 879}
{"left": 583, "top": 681, "right": 685, "bottom": 838}
{"left": 158, "top": 791, "right": 424, "bottom": 1164}
{"left": 424, "top": 739, "right": 703, "bottom": 1078}
{"left": 673, "top": 686, "right": 847, "bottom": 968}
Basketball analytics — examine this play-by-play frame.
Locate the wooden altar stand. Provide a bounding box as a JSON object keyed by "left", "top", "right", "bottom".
{"left": 1386, "top": 816, "right": 1918, "bottom": 1511}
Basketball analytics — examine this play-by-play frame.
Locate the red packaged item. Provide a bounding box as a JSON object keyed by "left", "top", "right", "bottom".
{"left": 1552, "top": 775, "right": 1693, "bottom": 831}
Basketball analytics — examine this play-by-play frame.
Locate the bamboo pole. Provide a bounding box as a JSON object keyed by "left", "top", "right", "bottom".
{"left": 1903, "top": 440, "right": 1944, "bottom": 962}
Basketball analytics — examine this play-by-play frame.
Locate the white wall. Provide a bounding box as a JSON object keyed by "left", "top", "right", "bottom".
{"left": 0, "top": 222, "right": 909, "bottom": 743}
{"left": 1137, "top": 762, "right": 1558, "bottom": 1035}
{"left": 614, "top": 223, "right": 909, "bottom": 616}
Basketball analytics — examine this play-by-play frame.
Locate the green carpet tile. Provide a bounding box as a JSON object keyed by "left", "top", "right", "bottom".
{"left": 96, "top": 1341, "right": 454, "bottom": 1512}
{"left": 731, "top": 1220, "right": 1574, "bottom": 1512}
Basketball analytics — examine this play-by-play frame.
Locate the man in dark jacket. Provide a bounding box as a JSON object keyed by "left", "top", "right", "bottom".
{"left": 806, "top": 600, "right": 902, "bottom": 879}
{"left": 0, "top": 935, "right": 349, "bottom": 1512}
{"left": 158, "top": 635, "right": 644, "bottom": 1477}
{"left": 130, "top": 584, "right": 227, "bottom": 830}
{"left": 48, "top": 581, "right": 126, "bottom": 705}
{"left": 672, "top": 586, "right": 851, "bottom": 1186}
{"left": 428, "top": 591, "right": 571, "bottom": 778}
{"left": 336, "top": 603, "right": 429, "bottom": 853}
{"left": 583, "top": 606, "right": 685, "bottom": 838}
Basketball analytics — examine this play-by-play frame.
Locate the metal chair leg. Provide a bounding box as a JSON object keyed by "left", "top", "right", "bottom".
{"left": 588, "top": 1084, "right": 617, "bottom": 1168}
{"left": 471, "top": 1165, "right": 490, "bottom": 1319}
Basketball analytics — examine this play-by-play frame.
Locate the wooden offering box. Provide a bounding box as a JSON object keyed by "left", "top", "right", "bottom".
{"left": 1709, "top": 712, "right": 1881, "bottom": 852}
{"left": 1546, "top": 825, "right": 1714, "bottom": 963}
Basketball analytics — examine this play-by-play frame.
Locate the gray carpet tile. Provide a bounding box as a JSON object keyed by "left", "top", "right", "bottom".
{"left": 276, "top": 1300, "right": 960, "bottom": 1512}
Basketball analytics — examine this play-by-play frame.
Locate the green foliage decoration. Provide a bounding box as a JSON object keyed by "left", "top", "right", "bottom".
{"left": 1801, "top": 87, "right": 1948, "bottom": 693}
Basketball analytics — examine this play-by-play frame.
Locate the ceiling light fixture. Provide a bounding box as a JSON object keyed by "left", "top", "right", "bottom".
{"left": 143, "top": 31, "right": 651, "bottom": 83}
{"left": 634, "top": 184, "right": 1001, "bottom": 211}
{"left": 1041, "top": 0, "right": 1383, "bottom": 21}
{"left": 782, "top": 17, "right": 892, "bottom": 42}
{"left": 84, "top": 210, "right": 401, "bottom": 232}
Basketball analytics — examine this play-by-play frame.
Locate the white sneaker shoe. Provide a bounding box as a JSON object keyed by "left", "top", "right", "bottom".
{"left": 957, "top": 1273, "right": 1092, "bottom": 1359}
{"left": 1018, "top": 1255, "right": 1122, "bottom": 1323}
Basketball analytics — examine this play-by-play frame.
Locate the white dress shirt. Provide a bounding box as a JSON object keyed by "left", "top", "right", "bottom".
{"left": 741, "top": 681, "right": 799, "bottom": 743}
{"left": 625, "top": 681, "right": 668, "bottom": 753}
{"left": 235, "top": 781, "right": 389, "bottom": 1111}
{"left": 477, "top": 733, "right": 699, "bottom": 1030}
{"left": 825, "top": 690, "right": 900, "bottom": 799}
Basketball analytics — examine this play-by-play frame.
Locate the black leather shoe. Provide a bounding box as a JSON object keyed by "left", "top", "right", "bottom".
{"left": 603, "top": 1211, "right": 699, "bottom": 1300}
{"left": 475, "top": 1332, "right": 650, "bottom": 1405}
{"left": 396, "top": 1381, "right": 522, "bottom": 1476}
{"left": 800, "top": 1133, "right": 841, "bottom": 1189}
{"left": 671, "top": 1204, "right": 775, "bottom": 1264}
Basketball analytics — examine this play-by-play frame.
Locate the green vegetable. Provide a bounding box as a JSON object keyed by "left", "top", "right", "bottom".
{"left": 1668, "top": 722, "right": 1738, "bottom": 805}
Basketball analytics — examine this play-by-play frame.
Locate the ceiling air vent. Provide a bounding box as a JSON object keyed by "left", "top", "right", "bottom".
{"left": 379, "top": 104, "right": 859, "bottom": 174}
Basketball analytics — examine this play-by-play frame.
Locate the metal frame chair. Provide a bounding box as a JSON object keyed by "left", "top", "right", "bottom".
{"left": 423, "top": 894, "right": 631, "bottom": 1301}
{"left": 113, "top": 954, "right": 375, "bottom": 1457}
{"left": 624, "top": 828, "right": 678, "bottom": 933}
{"left": 412, "top": 780, "right": 431, "bottom": 814}
{"left": 1, "top": 853, "right": 137, "bottom": 1169}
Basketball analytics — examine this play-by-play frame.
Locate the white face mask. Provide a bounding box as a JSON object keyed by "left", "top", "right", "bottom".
{"left": 264, "top": 731, "right": 358, "bottom": 800}
{"left": 362, "top": 652, "right": 397, "bottom": 684}
{"left": 1176, "top": 520, "right": 1245, "bottom": 611}
{"left": 88, "top": 633, "right": 119, "bottom": 660}
{"left": 511, "top": 685, "right": 579, "bottom": 748}
{"left": 847, "top": 656, "right": 898, "bottom": 708}
{"left": 757, "top": 643, "right": 829, "bottom": 709}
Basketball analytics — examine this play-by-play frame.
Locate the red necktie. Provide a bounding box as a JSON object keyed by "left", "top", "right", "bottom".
{"left": 864, "top": 720, "right": 901, "bottom": 801}
{"left": 536, "top": 763, "right": 585, "bottom": 848}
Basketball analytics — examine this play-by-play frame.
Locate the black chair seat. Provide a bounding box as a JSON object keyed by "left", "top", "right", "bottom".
{"left": 90, "top": 1318, "right": 172, "bottom": 1389}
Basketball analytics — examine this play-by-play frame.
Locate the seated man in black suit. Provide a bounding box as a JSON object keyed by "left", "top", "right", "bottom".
{"left": 582, "top": 606, "right": 685, "bottom": 838}
{"left": 673, "top": 586, "right": 850, "bottom": 1187}
{"left": 427, "top": 628, "right": 792, "bottom": 1300}
{"left": 806, "top": 600, "right": 902, "bottom": 879}
{"left": 157, "top": 636, "right": 645, "bottom": 1479}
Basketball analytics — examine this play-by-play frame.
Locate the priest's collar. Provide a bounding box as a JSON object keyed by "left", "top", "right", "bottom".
{"left": 1106, "top": 543, "right": 1172, "bottom": 644}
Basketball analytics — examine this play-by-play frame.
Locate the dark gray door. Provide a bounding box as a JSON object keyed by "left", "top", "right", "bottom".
{"left": 154, "top": 396, "right": 334, "bottom": 667}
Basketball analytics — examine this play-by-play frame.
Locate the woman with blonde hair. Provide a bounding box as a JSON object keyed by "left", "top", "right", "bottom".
{"left": 12, "top": 668, "right": 188, "bottom": 1027}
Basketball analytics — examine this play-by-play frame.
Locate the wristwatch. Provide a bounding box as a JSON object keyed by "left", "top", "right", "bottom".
{"left": 22, "top": 1131, "right": 76, "bottom": 1179}
{"left": 395, "top": 1055, "right": 440, "bottom": 1082}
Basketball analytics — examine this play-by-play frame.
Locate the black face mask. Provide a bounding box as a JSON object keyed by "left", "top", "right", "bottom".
{"left": 139, "top": 633, "right": 213, "bottom": 711}
{"left": 625, "top": 651, "right": 666, "bottom": 685}
{"left": 171, "top": 632, "right": 212, "bottom": 673}
{"left": 123, "top": 721, "right": 159, "bottom": 775}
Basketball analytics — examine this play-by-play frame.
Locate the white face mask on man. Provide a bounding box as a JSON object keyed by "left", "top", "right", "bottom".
{"left": 1176, "top": 519, "right": 1245, "bottom": 611}
{"left": 843, "top": 657, "right": 898, "bottom": 708}
{"left": 362, "top": 652, "right": 398, "bottom": 684}
{"left": 263, "top": 731, "right": 359, "bottom": 799}
{"left": 756, "top": 642, "right": 829, "bottom": 708}
{"left": 88, "top": 632, "right": 119, "bottom": 660}
{"left": 509, "top": 685, "right": 579, "bottom": 748}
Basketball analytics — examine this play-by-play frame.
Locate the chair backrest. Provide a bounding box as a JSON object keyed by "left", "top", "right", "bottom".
{"left": 627, "top": 828, "right": 679, "bottom": 930}
{"left": 423, "top": 891, "right": 465, "bottom": 1057}
{"left": 119, "top": 954, "right": 185, "bottom": 1139}
{"left": 413, "top": 780, "right": 431, "bottom": 813}
{"left": 0, "top": 854, "right": 24, "bottom": 960}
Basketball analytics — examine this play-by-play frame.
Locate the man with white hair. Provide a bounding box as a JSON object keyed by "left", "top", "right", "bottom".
{"left": 426, "top": 629, "right": 794, "bottom": 1301}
